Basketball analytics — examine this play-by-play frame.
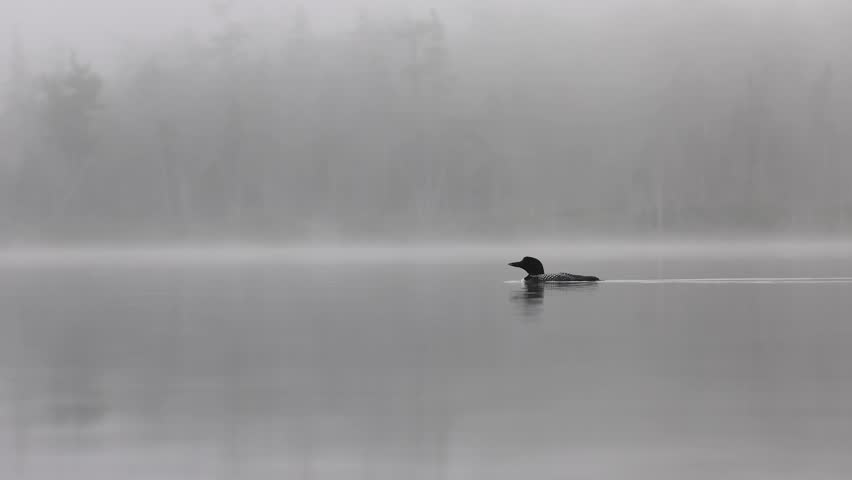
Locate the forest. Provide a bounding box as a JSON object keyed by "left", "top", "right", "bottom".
{"left": 1, "top": 2, "right": 851, "bottom": 243}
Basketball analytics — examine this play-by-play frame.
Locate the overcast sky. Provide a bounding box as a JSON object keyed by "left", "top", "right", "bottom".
{"left": 2, "top": 0, "right": 451, "bottom": 63}
{"left": 0, "top": 0, "right": 676, "bottom": 53}
{"left": 4, "top": 0, "right": 847, "bottom": 80}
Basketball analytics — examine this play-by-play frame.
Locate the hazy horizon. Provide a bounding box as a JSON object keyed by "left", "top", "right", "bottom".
{"left": 3, "top": 0, "right": 852, "bottom": 242}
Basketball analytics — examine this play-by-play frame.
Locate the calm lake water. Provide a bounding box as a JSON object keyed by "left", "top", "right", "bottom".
{"left": 1, "top": 246, "right": 852, "bottom": 479}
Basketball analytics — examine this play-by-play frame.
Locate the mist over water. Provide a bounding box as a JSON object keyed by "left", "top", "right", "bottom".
{"left": 2, "top": 0, "right": 852, "bottom": 242}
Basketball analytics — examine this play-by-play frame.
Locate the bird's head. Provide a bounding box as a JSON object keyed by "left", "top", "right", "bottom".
{"left": 508, "top": 256, "right": 545, "bottom": 275}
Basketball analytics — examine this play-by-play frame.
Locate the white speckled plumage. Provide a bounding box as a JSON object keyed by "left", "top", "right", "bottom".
{"left": 526, "top": 273, "right": 599, "bottom": 282}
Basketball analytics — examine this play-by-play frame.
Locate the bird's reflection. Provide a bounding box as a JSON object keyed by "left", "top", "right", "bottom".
{"left": 510, "top": 281, "right": 599, "bottom": 319}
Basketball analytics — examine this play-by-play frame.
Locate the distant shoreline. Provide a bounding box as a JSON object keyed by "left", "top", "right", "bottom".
{"left": 2, "top": 238, "right": 852, "bottom": 265}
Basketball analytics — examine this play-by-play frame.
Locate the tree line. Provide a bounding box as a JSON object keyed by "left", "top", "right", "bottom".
{"left": 1, "top": 3, "right": 851, "bottom": 243}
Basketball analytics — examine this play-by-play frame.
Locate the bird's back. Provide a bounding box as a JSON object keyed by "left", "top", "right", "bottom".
{"left": 527, "top": 273, "right": 600, "bottom": 282}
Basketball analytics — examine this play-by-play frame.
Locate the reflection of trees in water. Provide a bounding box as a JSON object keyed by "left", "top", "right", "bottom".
{"left": 0, "top": 276, "right": 192, "bottom": 452}
{"left": 0, "top": 312, "right": 108, "bottom": 464}
{"left": 22, "top": 302, "right": 109, "bottom": 447}
{"left": 0, "top": 270, "right": 464, "bottom": 477}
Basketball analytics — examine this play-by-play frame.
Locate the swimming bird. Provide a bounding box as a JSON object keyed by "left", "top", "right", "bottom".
{"left": 508, "top": 256, "right": 600, "bottom": 282}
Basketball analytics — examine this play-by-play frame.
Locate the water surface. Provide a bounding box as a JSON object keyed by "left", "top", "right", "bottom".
{"left": 1, "top": 248, "right": 851, "bottom": 479}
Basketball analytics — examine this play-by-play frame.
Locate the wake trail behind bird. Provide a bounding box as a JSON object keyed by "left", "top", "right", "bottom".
{"left": 507, "top": 277, "right": 852, "bottom": 285}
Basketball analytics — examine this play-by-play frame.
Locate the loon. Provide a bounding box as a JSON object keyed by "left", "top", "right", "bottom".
{"left": 509, "top": 256, "right": 600, "bottom": 282}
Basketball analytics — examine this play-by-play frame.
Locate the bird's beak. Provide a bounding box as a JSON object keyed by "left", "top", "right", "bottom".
{"left": 508, "top": 261, "right": 521, "bottom": 267}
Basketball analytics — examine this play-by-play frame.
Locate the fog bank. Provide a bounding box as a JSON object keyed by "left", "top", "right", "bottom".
{"left": 2, "top": 1, "right": 852, "bottom": 243}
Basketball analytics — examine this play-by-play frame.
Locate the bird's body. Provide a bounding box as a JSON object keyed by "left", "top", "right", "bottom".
{"left": 508, "top": 256, "right": 600, "bottom": 282}
{"left": 525, "top": 272, "right": 600, "bottom": 282}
